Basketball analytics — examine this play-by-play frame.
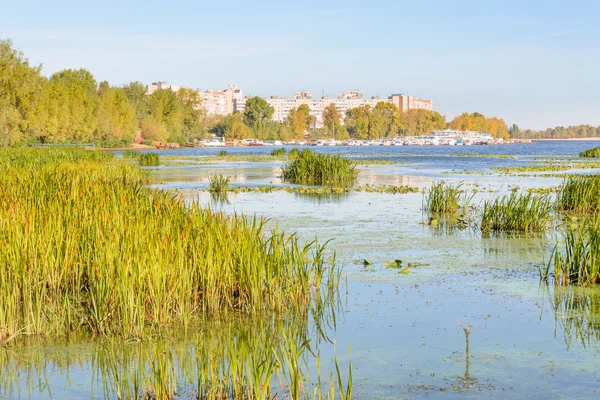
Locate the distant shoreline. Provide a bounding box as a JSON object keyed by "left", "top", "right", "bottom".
{"left": 533, "top": 138, "right": 600, "bottom": 141}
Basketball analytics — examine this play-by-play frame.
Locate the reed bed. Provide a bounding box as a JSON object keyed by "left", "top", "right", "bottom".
{"left": 580, "top": 147, "right": 600, "bottom": 158}
{"left": 557, "top": 174, "right": 600, "bottom": 213}
{"left": 480, "top": 192, "right": 553, "bottom": 233}
{"left": 282, "top": 149, "right": 358, "bottom": 186}
{"left": 270, "top": 147, "right": 286, "bottom": 156}
{"left": 544, "top": 220, "right": 600, "bottom": 286}
{"left": 208, "top": 174, "right": 230, "bottom": 194}
{"left": 138, "top": 152, "right": 160, "bottom": 166}
{"left": 288, "top": 147, "right": 300, "bottom": 160}
{"left": 0, "top": 149, "right": 339, "bottom": 340}
{"left": 425, "top": 182, "right": 468, "bottom": 214}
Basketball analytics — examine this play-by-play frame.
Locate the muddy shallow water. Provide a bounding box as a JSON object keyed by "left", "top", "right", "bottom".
{"left": 4, "top": 142, "right": 600, "bottom": 399}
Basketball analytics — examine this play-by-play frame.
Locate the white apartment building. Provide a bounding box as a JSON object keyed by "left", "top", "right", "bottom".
{"left": 199, "top": 90, "right": 227, "bottom": 115}
{"left": 237, "top": 90, "right": 390, "bottom": 128}
{"left": 146, "top": 81, "right": 181, "bottom": 95}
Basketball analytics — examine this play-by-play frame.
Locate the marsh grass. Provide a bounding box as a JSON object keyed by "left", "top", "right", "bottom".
{"left": 0, "top": 149, "right": 340, "bottom": 340}
{"left": 138, "top": 152, "right": 160, "bottom": 166}
{"left": 544, "top": 220, "right": 600, "bottom": 286}
{"left": 288, "top": 147, "right": 300, "bottom": 159}
{"left": 557, "top": 174, "right": 600, "bottom": 213}
{"left": 208, "top": 174, "right": 230, "bottom": 194}
{"left": 270, "top": 147, "right": 286, "bottom": 156}
{"left": 425, "top": 182, "right": 470, "bottom": 214}
{"left": 580, "top": 147, "right": 600, "bottom": 158}
{"left": 282, "top": 149, "right": 358, "bottom": 186}
{"left": 480, "top": 192, "right": 553, "bottom": 233}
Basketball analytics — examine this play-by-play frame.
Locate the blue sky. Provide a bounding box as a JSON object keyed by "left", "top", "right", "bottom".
{"left": 2, "top": 0, "right": 599, "bottom": 129}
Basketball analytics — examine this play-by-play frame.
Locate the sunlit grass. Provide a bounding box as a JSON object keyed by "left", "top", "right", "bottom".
{"left": 282, "top": 149, "right": 358, "bottom": 186}
{"left": 480, "top": 192, "right": 553, "bottom": 233}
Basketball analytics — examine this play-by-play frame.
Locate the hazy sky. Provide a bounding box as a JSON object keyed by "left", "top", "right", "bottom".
{"left": 2, "top": 0, "right": 599, "bottom": 129}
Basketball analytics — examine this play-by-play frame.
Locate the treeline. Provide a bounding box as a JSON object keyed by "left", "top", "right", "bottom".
{"left": 1, "top": 39, "right": 205, "bottom": 147}
{"left": 2, "top": 38, "right": 514, "bottom": 146}
{"left": 509, "top": 124, "right": 600, "bottom": 139}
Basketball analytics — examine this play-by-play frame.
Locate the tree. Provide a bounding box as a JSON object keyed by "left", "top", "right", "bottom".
{"left": 243, "top": 96, "right": 274, "bottom": 126}
{"left": 399, "top": 109, "right": 447, "bottom": 136}
{"left": 509, "top": 124, "right": 520, "bottom": 138}
{"left": 123, "top": 81, "right": 149, "bottom": 121}
{"left": 287, "top": 105, "right": 312, "bottom": 140}
{"left": 345, "top": 105, "right": 371, "bottom": 139}
{"left": 322, "top": 103, "right": 341, "bottom": 137}
{"left": 370, "top": 102, "right": 400, "bottom": 138}
{"left": 0, "top": 39, "right": 44, "bottom": 146}
{"left": 297, "top": 104, "right": 314, "bottom": 128}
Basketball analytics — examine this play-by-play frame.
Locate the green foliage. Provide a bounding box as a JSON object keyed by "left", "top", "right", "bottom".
{"left": 288, "top": 148, "right": 300, "bottom": 159}
{"left": 322, "top": 103, "right": 342, "bottom": 134}
{"left": 557, "top": 175, "right": 600, "bottom": 214}
{"left": 480, "top": 192, "right": 553, "bottom": 233}
{"left": 208, "top": 174, "right": 230, "bottom": 194}
{"left": 138, "top": 152, "right": 160, "bottom": 166}
{"left": 0, "top": 40, "right": 207, "bottom": 147}
{"left": 0, "top": 148, "right": 338, "bottom": 338}
{"left": 281, "top": 149, "right": 358, "bottom": 186}
{"left": 580, "top": 147, "right": 600, "bottom": 158}
{"left": 270, "top": 147, "right": 286, "bottom": 156}
{"left": 217, "top": 150, "right": 228, "bottom": 157}
{"left": 426, "top": 182, "right": 467, "bottom": 214}
{"left": 243, "top": 96, "right": 274, "bottom": 127}
{"left": 545, "top": 219, "right": 600, "bottom": 286}
{"left": 514, "top": 125, "right": 600, "bottom": 139}
{"left": 400, "top": 109, "right": 447, "bottom": 136}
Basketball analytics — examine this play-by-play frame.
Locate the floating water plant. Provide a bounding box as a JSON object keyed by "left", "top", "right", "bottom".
{"left": 480, "top": 192, "right": 553, "bottom": 233}
{"left": 281, "top": 149, "right": 358, "bottom": 186}
{"left": 557, "top": 174, "right": 600, "bottom": 213}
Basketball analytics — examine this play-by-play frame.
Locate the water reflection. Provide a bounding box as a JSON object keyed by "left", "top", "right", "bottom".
{"left": 0, "top": 303, "right": 346, "bottom": 399}
{"left": 549, "top": 286, "right": 600, "bottom": 350}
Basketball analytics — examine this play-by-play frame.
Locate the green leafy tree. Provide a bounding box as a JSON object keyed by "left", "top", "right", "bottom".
{"left": 370, "top": 102, "right": 400, "bottom": 138}
{"left": 345, "top": 106, "right": 371, "bottom": 140}
{"left": 0, "top": 39, "right": 44, "bottom": 146}
{"left": 243, "top": 96, "right": 274, "bottom": 126}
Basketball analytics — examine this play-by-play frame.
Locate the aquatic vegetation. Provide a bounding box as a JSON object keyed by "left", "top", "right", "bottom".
{"left": 544, "top": 220, "right": 600, "bottom": 286}
{"left": 270, "top": 147, "right": 286, "bottom": 156}
{"left": 288, "top": 147, "right": 300, "bottom": 160}
{"left": 355, "top": 184, "right": 419, "bottom": 194}
{"left": 580, "top": 147, "right": 600, "bottom": 158}
{"left": 138, "top": 152, "right": 160, "bottom": 166}
{"left": 493, "top": 161, "right": 600, "bottom": 175}
{"left": 217, "top": 150, "right": 228, "bottom": 157}
{"left": 208, "top": 174, "right": 230, "bottom": 194}
{"left": 480, "top": 192, "right": 553, "bottom": 233}
{"left": 0, "top": 149, "right": 340, "bottom": 339}
{"left": 557, "top": 174, "right": 600, "bottom": 213}
{"left": 425, "top": 182, "right": 470, "bottom": 214}
{"left": 282, "top": 149, "right": 358, "bottom": 186}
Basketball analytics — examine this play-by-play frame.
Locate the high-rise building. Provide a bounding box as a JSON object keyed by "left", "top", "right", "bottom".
{"left": 390, "top": 94, "right": 433, "bottom": 112}
{"left": 146, "top": 81, "right": 181, "bottom": 95}
{"left": 224, "top": 85, "right": 244, "bottom": 114}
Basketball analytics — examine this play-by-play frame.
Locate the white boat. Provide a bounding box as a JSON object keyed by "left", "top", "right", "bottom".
{"left": 201, "top": 139, "right": 225, "bottom": 147}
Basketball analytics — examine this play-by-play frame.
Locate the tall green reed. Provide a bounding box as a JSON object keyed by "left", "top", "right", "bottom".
{"left": 480, "top": 192, "right": 553, "bottom": 233}
{"left": 0, "top": 149, "right": 340, "bottom": 340}
{"left": 557, "top": 174, "right": 600, "bottom": 213}
{"left": 282, "top": 149, "right": 358, "bottom": 186}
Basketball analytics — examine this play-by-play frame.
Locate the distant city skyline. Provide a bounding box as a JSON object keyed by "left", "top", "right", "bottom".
{"left": 2, "top": 0, "right": 599, "bottom": 130}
